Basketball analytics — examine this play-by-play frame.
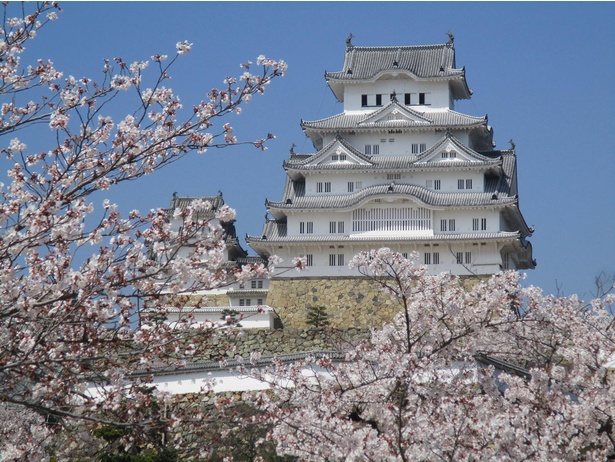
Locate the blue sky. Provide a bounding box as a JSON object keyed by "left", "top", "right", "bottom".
{"left": 13, "top": 2, "right": 615, "bottom": 299}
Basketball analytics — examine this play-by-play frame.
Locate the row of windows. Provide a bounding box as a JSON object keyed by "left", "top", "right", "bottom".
{"left": 238, "top": 298, "right": 264, "bottom": 306}
{"left": 366, "top": 142, "right": 429, "bottom": 156}
{"left": 441, "top": 218, "right": 488, "bottom": 232}
{"left": 300, "top": 217, "right": 488, "bottom": 234}
{"left": 239, "top": 280, "right": 264, "bottom": 289}
{"left": 361, "top": 92, "right": 429, "bottom": 107}
{"left": 317, "top": 178, "right": 474, "bottom": 193}
{"left": 331, "top": 153, "right": 347, "bottom": 161}
{"left": 298, "top": 252, "right": 472, "bottom": 267}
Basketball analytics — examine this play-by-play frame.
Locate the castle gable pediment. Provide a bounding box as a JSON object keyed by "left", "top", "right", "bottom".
{"left": 416, "top": 133, "right": 495, "bottom": 164}
{"left": 358, "top": 101, "right": 431, "bottom": 127}
{"left": 299, "top": 137, "right": 373, "bottom": 168}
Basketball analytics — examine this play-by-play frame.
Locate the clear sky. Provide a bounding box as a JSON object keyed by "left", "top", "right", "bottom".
{"left": 12, "top": 1, "right": 615, "bottom": 299}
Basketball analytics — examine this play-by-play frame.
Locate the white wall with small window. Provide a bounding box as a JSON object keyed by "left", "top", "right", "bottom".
{"left": 342, "top": 79, "right": 454, "bottom": 111}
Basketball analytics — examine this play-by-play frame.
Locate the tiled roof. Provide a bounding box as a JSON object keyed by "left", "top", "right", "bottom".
{"left": 266, "top": 184, "right": 517, "bottom": 211}
{"left": 285, "top": 156, "right": 500, "bottom": 173}
{"left": 166, "top": 193, "right": 225, "bottom": 221}
{"left": 301, "top": 106, "right": 485, "bottom": 132}
{"left": 325, "top": 44, "right": 463, "bottom": 81}
{"left": 132, "top": 351, "right": 345, "bottom": 378}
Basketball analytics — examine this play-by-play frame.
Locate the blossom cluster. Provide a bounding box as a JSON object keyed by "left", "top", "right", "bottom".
{"left": 0, "top": 2, "right": 285, "bottom": 459}
{"left": 256, "top": 249, "right": 615, "bottom": 461}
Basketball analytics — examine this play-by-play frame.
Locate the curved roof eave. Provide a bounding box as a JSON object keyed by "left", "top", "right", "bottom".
{"left": 267, "top": 185, "right": 517, "bottom": 213}
{"left": 247, "top": 231, "right": 522, "bottom": 245}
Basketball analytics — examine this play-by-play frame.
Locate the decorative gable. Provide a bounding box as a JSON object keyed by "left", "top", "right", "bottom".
{"left": 416, "top": 133, "right": 494, "bottom": 164}
{"left": 306, "top": 138, "right": 373, "bottom": 167}
{"left": 358, "top": 101, "right": 431, "bottom": 127}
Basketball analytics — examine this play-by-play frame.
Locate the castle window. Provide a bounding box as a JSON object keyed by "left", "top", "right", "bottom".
{"left": 424, "top": 252, "right": 440, "bottom": 265}
{"left": 441, "top": 219, "right": 456, "bottom": 232}
{"left": 389, "top": 138, "right": 395, "bottom": 143}
{"left": 376, "top": 94, "right": 382, "bottom": 106}
{"left": 456, "top": 252, "right": 463, "bottom": 264}
{"left": 339, "top": 154, "right": 346, "bottom": 161}
{"left": 465, "top": 252, "right": 472, "bottom": 264}
{"left": 473, "top": 218, "right": 487, "bottom": 231}
{"left": 348, "top": 181, "right": 354, "bottom": 192}
{"left": 329, "top": 221, "right": 345, "bottom": 233}
{"left": 299, "top": 221, "right": 314, "bottom": 234}
{"left": 373, "top": 145, "right": 379, "bottom": 155}
{"left": 365, "top": 145, "right": 371, "bottom": 155}
{"left": 331, "top": 154, "right": 338, "bottom": 161}
{"left": 419, "top": 92, "right": 426, "bottom": 105}
{"left": 337, "top": 254, "right": 345, "bottom": 266}
{"left": 257, "top": 298, "right": 264, "bottom": 305}
{"left": 420, "top": 143, "right": 426, "bottom": 152}
{"left": 329, "top": 254, "right": 336, "bottom": 266}
{"left": 387, "top": 173, "right": 401, "bottom": 180}
{"left": 317, "top": 182, "right": 331, "bottom": 193}
{"left": 434, "top": 179, "right": 441, "bottom": 190}
{"left": 353, "top": 206, "right": 431, "bottom": 232}
{"left": 361, "top": 94, "right": 368, "bottom": 107}
{"left": 300, "top": 254, "right": 313, "bottom": 267}
{"left": 404, "top": 93, "right": 411, "bottom": 105}
{"left": 412, "top": 144, "right": 419, "bottom": 154}
{"left": 466, "top": 179, "right": 472, "bottom": 190}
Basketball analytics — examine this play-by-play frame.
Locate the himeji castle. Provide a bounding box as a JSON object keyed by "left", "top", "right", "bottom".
{"left": 247, "top": 35, "right": 535, "bottom": 280}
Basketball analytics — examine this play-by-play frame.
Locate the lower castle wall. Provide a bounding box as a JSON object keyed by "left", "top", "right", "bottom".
{"left": 267, "top": 277, "right": 405, "bottom": 329}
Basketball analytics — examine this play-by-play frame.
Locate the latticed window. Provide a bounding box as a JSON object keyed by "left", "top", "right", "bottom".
{"left": 424, "top": 252, "right": 440, "bottom": 265}
{"left": 441, "top": 219, "right": 455, "bottom": 232}
{"left": 352, "top": 206, "right": 431, "bottom": 232}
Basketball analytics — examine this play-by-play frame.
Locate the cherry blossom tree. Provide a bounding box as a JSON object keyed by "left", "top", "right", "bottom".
{"left": 258, "top": 249, "right": 615, "bottom": 461}
{"left": 0, "top": 2, "right": 285, "bottom": 459}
